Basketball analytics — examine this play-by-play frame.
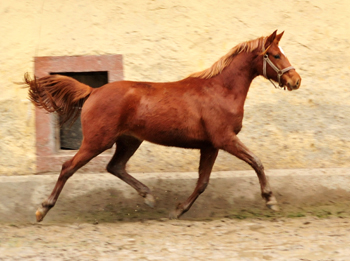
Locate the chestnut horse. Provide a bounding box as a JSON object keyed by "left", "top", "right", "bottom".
{"left": 25, "top": 30, "right": 301, "bottom": 222}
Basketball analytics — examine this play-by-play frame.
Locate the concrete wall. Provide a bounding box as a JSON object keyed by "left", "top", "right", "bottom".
{"left": 0, "top": 0, "right": 349, "bottom": 175}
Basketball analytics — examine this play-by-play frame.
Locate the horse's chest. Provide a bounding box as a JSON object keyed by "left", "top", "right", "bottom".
{"left": 225, "top": 110, "right": 244, "bottom": 134}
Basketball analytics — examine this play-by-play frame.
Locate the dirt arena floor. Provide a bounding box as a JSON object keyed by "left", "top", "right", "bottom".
{"left": 1, "top": 216, "right": 350, "bottom": 261}
{"left": 1, "top": 170, "right": 350, "bottom": 260}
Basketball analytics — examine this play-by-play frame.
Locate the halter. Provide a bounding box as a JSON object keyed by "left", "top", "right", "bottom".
{"left": 262, "top": 45, "right": 295, "bottom": 89}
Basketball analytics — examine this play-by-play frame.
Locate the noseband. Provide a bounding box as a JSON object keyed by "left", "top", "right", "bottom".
{"left": 262, "top": 46, "right": 295, "bottom": 89}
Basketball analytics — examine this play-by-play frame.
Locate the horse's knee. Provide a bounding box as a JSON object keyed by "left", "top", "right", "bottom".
{"left": 198, "top": 182, "right": 209, "bottom": 194}
{"left": 252, "top": 155, "right": 264, "bottom": 171}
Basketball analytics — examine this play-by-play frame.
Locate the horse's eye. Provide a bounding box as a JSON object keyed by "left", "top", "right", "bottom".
{"left": 274, "top": 55, "right": 280, "bottom": 59}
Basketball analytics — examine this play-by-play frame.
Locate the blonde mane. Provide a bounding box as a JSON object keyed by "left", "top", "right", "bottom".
{"left": 189, "top": 36, "right": 266, "bottom": 79}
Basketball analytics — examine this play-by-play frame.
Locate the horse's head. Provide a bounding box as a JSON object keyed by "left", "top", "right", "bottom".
{"left": 261, "top": 30, "right": 301, "bottom": 91}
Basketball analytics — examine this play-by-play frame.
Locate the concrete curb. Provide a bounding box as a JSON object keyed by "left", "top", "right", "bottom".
{"left": 1, "top": 168, "right": 350, "bottom": 223}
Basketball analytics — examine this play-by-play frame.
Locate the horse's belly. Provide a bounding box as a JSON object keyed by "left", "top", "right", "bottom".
{"left": 149, "top": 137, "right": 212, "bottom": 149}
{"left": 131, "top": 128, "right": 211, "bottom": 149}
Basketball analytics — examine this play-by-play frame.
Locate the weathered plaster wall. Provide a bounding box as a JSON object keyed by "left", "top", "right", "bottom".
{"left": 0, "top": 0, "right": 349, "bottom": 174}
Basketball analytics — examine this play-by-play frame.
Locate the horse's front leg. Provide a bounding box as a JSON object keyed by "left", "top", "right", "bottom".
{"left": 220, "top": 134, "right": 279, "bottom": 211}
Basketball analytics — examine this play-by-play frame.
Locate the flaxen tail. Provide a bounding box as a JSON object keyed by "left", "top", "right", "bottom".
{"left": 24, "top": 73, "right": 93, "bottom": 125}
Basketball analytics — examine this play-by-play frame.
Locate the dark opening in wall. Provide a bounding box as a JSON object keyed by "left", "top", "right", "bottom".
{"left": 50, "top": 71, "right": 109, "bottom": 150}
{"left": 34, "top": 54, "right": 123, "bottom": 173}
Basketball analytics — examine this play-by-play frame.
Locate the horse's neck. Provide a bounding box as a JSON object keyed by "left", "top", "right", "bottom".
{"left": 217, "top": 52, "right": 257, "bottom": 102}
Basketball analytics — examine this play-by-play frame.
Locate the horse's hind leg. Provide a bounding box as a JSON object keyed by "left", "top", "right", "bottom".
{"left": 106, "top": 136, "right": 155, "bottom": 208}
{"left": 36, "top": 143, "right": 103, "bottom": 222}
{"left": 170, "top": 146, "right": 218, "bottom": 219}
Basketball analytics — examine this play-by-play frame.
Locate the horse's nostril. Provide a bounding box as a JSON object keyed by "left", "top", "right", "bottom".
{"left": 292, "top": 79, "right": 300, "bottom": 89}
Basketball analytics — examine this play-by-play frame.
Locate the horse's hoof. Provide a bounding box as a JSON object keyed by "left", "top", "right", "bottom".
{"left": 169, "top": 204, "right": 184, "bottom": 219}
{"left": 266, "top": 197, "right": 279, "bottom": 211}
{"left": 267, "top": 203, "right": 280, "bottom": 211}
{"left": 169, "top": 210, "right": 180, "bottom": 220}
{"left": 35, "top": 209, "right": 45, "bottom": 222}
{"left": 36, "top": 205, "right": 50, "bottom": 222}
{"left": 144, "top": 194, "right": 156, "bottom": 208}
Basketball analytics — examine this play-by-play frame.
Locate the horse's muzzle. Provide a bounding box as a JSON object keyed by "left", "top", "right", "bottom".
{"left": 285, "top": 71, "right": 301, "bottom": 91}
{"left": 287, "top": 78, "right": 301, "bottom": 91}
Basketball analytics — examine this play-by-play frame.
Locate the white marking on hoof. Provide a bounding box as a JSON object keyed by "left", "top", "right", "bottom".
{"left": 35, "top": 207, "right": 48, "bottom": 222}
{"left": 144, "top": 194, "right": 156, "bottom": 208}
{"left": 267, "top": 203, "right": 280, "bottom": 211}
{"left": 266, "top": 196, "right": 279, "bottom": 211}
{"left": 169, "top": 210, "right": 180, "bottom": 220}
{"left": 169, "top": 203, "right": 184, "bottom": 219}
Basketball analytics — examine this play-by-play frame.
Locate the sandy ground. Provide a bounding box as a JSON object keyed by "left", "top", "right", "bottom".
{"left": 2, "top": 170, "right": 350, "bottom": 260}
{"left": 1, "top": 216, "right": 350, "bottom": 261}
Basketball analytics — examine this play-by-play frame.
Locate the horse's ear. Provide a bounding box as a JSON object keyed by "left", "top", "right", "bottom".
{"left": 265, "top": 30, "right": 277, "bottom": 49}
{"left": 275, "top": 31, "right": 284, "bottom": 43}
